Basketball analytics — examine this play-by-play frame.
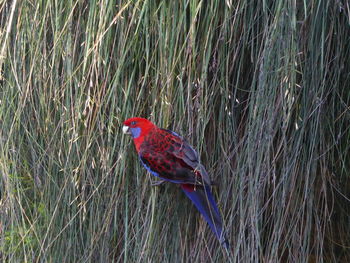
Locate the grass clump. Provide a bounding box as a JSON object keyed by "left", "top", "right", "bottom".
{"left": 1, "top": 0, "right": 349, "bottom": 262}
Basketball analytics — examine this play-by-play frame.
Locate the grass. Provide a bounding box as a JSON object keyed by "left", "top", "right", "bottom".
{"left": 1, "top": 0, "right": 350, "bottom": 262}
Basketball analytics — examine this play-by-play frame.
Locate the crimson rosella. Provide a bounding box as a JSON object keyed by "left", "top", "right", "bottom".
{"left": 122, "top": 117, "right": 228, "bottom": 247}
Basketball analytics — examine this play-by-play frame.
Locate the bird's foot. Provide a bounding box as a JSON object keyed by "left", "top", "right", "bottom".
{"left": 150, "top": 180, "right": 165, "bottom": 186}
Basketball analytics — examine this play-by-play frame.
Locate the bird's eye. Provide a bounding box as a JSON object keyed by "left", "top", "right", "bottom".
{"left": 130, "top": 121, "right": 137, "bottom": 125}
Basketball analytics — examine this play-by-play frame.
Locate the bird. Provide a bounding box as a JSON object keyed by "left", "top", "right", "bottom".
{"left": 122, "top": 117, "right": 228, "bottom": 247}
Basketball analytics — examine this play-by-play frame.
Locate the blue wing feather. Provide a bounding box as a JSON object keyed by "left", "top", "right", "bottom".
{"left": 139, "top": 157, "right": 160, "bottom": 177}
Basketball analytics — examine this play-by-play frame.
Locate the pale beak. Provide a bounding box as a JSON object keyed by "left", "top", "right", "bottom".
{"left": 122, "top": 125, "right": 131, "bottom": 135}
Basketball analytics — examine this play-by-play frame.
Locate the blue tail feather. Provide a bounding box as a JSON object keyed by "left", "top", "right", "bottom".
{"left": 181, "top": 184, "right": 229, "bottom": 247}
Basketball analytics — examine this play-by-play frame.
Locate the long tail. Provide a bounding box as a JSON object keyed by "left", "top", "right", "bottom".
{"left": 181, "top": 184, "right": 229, "bottom": 248}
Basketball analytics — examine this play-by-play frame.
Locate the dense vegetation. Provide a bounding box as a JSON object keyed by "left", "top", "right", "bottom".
{"left": 1, "top": 1, "right": 349, "bottom": 262}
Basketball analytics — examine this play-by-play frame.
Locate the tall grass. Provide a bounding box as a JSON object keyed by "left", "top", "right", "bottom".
{"left": 1, "top": 0, "right": 349, "bottom": 262}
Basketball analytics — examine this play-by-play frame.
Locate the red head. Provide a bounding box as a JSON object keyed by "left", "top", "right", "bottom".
{"left": 122, "top": 117, "right": 157, "bottom": 151}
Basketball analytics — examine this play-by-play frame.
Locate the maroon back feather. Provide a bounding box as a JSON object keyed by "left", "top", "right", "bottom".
{"left": 139, "top": 128, "right": 211, "bottom": 185}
